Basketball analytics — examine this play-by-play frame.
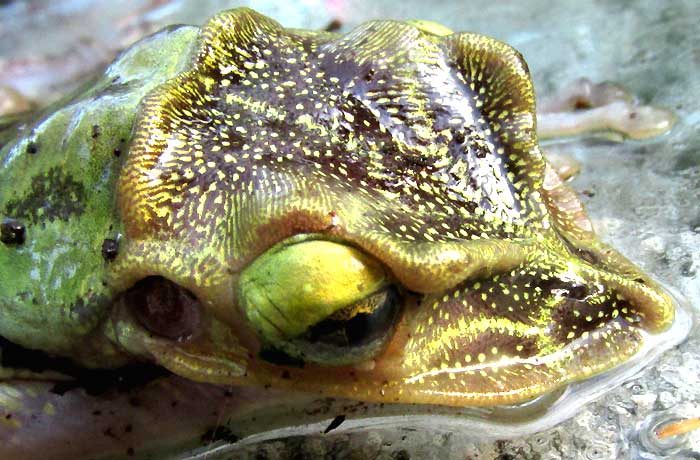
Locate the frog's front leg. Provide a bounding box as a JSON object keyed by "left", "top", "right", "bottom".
{"left": 537, "top": 78, "right": 676, "bottom": 140}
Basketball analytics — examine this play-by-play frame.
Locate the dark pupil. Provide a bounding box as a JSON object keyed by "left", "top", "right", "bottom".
{"left": 124, "top": 276, "right": 201, "bottom": 340}
{"left": 303, "top": 287, "right": 399, "bottom": 348}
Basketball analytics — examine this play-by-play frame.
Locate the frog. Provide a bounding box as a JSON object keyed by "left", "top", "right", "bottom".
{"left": 0, "top": 8, "right": 688, "bottom": 459}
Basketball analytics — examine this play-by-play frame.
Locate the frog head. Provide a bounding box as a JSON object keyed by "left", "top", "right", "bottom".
{"left": 107, "top": 8, "right": 677, "bottom": 405}
{"left": 0, "top": 7, "right": 682, "bottom": 456}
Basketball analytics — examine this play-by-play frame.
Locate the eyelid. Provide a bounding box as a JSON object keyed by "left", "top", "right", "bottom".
{"left": 327, "top": 288, "right": 389, "bottom": 321}
{"left": 238, "top": 237, "right": 388, "bottom": 341}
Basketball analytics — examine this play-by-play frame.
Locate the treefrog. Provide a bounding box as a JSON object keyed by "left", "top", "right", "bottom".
{"left": 0, "top": 8, "right": 687, "bottom": 459}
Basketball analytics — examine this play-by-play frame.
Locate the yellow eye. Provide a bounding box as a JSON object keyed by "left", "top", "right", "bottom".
{"left": 238, "top": 236, "right": 400, "bottom": 366}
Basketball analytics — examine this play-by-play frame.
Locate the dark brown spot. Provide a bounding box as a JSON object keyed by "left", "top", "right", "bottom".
{"left": 573, "top": 98, "right": 592, "bottom": 110}
{"left": 91, "top": 124, "right": 102, "bottom": 139}
{"left": 324, "top": 19, "right": 343, "bottom": 32}
{"left": 101, "top": 238, "right": 119, "bottom": 261}
{"left": 26, "top": 141, "right": 38, "bottom": 154}
{"left": 1, "top": 218, "right": 25, "bottom": 245}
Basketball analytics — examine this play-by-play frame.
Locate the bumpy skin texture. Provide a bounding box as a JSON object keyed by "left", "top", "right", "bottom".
{"left": 0, "top": 8, "right": 677, "bottom": 452}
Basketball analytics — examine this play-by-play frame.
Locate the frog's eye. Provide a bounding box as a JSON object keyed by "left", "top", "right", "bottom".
{"left": 238, "top": 237, "right": 401, "bottom": 366}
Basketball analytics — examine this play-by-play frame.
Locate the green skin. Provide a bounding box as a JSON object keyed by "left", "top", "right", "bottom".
{"left": 0, "top": 26, "right": 199, "bottom": 363}
{"left": 0, "top": 26, "right": 213, "bottom": 458}
{"left": 0, "top": 9, "right": 681, "bottom": 459}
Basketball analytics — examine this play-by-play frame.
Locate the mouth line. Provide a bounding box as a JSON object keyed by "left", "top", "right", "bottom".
{"left": 0, "top": 335, "right": 167, "bottom": 395}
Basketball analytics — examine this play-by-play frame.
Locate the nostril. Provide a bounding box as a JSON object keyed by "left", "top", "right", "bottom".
{"left": 568, "top": 284, "right": 588, "bottom": 300}
{"left": 123, "top": 276, "right": 201, "bottom": 341}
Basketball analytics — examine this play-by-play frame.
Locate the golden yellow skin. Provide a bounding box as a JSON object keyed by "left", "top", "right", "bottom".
{"left": 108, "top": 8, "right": 675, "bottom": 407}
